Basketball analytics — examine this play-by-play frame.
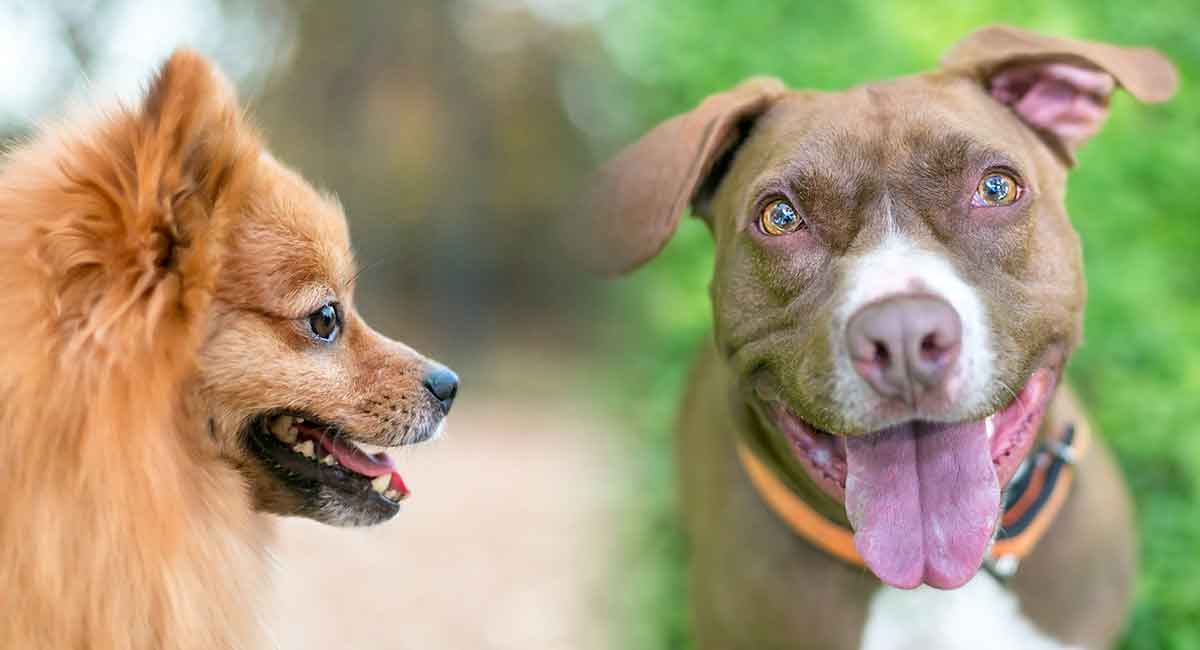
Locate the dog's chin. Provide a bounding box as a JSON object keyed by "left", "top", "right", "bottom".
{"left": 749, "top": 367, "right": 1059, "bottom": 507}
{"left": 243, "top": 412, "right": 443, "bottom": 527}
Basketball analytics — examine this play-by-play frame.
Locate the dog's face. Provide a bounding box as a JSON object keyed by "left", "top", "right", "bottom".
{"left": 590, "top": 26, "right": 1175, "bottom": 588}
{"left": 111, "top": 52, "right": 459, "bottom": 528}
{"left": 197, "top": 154, "right": 457, "bottom": 527}
{"left": 708, "top": 75, "right": 1081, "bottom": 437}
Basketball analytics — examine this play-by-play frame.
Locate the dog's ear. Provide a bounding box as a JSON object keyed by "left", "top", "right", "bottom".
{"left": 45, "top": 49, "right": 260, "bottom": 357}
{"left": 941, "top": 25, "right": 1177, "bottom": 164}
{"left": 0, "top": 49, "right": 261, "bottom": 499}
{"left": 584, "top": 77, "right": 786, "bottom": 275}
{"left": 138, "top": 49, "right": 256, "bottom": 213}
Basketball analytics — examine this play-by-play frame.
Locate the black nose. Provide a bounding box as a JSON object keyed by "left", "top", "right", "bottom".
{"left": 423, "top": 366, "right": 459, "bottom": 413}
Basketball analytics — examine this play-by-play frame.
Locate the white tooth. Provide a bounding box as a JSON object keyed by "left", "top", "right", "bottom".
{"left": 271, "top": 416, "right": 297, "bottom": 443}
{"left": 384, "top": 489, "right": 401, "bottom": 501}
{"left": 371, "top": 474, "right": 390, "bottom": 494}
{"left": 322, "top": 455, "right": 337, "bottom": 466}
{"left": 293, "top": 440, "right": 315, "bottom": 458}
{"left": 985, "top": 415, "right": 995, "bottom": 440}
{"left": 354, "top": 442, "right": 393, "bottom": 455}
{"left": 295, "top": 417, "right": 305, "bottom": 423}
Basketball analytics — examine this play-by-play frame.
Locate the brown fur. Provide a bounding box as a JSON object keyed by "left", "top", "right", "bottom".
{"left": 0, "top": 51, "right": 448, "bottom": 648}
{"left": 589, "top": 26, "right": 1176, "bottom": 648}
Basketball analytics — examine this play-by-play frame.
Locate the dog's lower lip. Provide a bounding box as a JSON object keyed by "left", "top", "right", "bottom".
{"left": 761, "top": 368, "right": 1055, "bottom": 504}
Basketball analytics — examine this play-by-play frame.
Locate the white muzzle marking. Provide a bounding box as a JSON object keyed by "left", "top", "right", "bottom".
{"left": 831, "top": 233, "right": 995, "bottom": 424}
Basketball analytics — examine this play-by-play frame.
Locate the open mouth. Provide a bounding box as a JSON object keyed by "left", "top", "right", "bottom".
{"left": 246, "top": 413, "right": 410, "bottom": 514}
{"left": 756, "top": 367, "right": 1057, "bottom": 590}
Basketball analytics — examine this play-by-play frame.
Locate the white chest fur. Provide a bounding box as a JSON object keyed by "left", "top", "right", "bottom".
{"left": 860, "top": 573, "right": 1078, "bottom": 650}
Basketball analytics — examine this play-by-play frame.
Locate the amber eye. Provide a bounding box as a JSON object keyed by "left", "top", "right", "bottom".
{"left": 759, "top": 199, "right": 805, "bottom": 236}
{"left": 308, "top": 303, "right": 340, "bottom": 342}
{"left": 972, "top": 172, "right": 1022, "bottom": 207}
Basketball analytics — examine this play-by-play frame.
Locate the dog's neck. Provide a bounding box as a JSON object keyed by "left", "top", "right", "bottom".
{"left": 0, "top": 372, "right": 272, "bottom": 647}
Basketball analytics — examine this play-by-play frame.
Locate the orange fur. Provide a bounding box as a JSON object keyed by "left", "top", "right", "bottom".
{"left": 1, "top": 48, "right": 450, "bottom": 648}
{"left": 1, "top": 53, "right": 285, "bottom": 649}
{"left": 0, "top": 51, "right": 269, "bottom": 649}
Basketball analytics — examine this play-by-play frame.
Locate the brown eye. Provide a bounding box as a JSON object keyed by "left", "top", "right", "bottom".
{"left": 308, "top": 304, "right": 340, "bottom": 342}
{"left": 972, "top": 172, "right": 1022, "bottom": 207}
{"left": 759, "top": 199, "right": 804, "bottom": 236}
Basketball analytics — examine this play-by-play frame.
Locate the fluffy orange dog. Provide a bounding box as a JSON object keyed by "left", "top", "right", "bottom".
{"left": 0, "top": 51, "right": 458, "bottom": 648}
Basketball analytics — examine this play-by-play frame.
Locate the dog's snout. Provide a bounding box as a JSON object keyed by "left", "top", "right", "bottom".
{"left": 846, "top": 295, "right": 962, "bottom": 405}
{"left": 423, "top": 365, "right": 459, "bottom": 414}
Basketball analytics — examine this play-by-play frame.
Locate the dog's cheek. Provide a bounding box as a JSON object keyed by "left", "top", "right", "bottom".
{"left": 711, "top": 242, "right": 843, "bottom": 422}
{"left": 715, "top": 292, "right": 843, "bottom": 430}
{"left": 711, "top": 238, "right": 827, "bottom": 348}
{"left": 779, "top": 326, "right": 846, "bottom": 430}
{"left": 993, "top": 202, "right": 1084, "bottom": 384}
{"left": 200, "top": 313, "right": 342, "bottom": 416}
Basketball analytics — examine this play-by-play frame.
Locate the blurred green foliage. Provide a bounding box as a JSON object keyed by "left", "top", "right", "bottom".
{"left": 595, "top": 2, "right": 1200, "bottom": 648}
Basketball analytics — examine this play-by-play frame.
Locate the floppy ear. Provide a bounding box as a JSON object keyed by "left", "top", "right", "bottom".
{"left": 585, "top": 77, "right": 786, "bottom": 275}
{"left": 941, "top": 25, "right": 1178, "bottom": 164}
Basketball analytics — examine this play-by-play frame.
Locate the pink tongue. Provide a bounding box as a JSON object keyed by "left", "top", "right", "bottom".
{"left": 844, "top": 420, "right": 999, "bottom": 589}
{"left": 310, "top": 432, "right": 395, "bottom": 478}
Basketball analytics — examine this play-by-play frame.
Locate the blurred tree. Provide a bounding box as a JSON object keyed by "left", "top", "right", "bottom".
{"left": 0, "top": 0, "right": 293, "bottom": 132}
{"left": 254, "top": 0, "right": 607, "bottom": 364}
{"left": 1, "top": 0, "right": 613, "bottom": 369}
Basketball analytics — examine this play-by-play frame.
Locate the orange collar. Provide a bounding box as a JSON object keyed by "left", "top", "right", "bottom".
{"left": 736, "top": 423, "right": 1089, "bottom": 577}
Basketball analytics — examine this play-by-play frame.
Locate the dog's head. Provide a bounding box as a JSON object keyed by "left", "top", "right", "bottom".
{"left": 200, "top": 155, "right": 459, "bottom": 527}
{"left": 589, "top": 26, "right": 1175, "bottom": 588}
{"left": 139, "top": 52, "right": 458, "bottom": 527}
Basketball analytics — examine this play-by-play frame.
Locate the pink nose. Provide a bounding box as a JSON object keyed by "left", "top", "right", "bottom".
{"left": 846, "top": 295, "right": 962, "bottom": 405}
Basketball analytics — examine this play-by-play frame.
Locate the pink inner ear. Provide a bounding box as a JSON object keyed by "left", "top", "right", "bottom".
{"left": 989, "top": 62, "right": 1115, "bottom": 149}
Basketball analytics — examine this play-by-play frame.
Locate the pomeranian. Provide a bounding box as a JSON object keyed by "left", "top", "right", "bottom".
{"left": 0, "top": 51, "right": 458, "bottom": 648}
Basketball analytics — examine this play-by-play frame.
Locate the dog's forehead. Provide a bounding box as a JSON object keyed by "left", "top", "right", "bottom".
{"left": 746, "top": 73, "right": 1035, "bottom": 181}
{"left": 222, "top": 155, "right": 357, "bottom": 302}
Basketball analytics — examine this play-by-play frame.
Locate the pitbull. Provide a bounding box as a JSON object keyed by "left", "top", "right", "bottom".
{"left": 589, "top": 26, "right": 1177, "bottom": 649}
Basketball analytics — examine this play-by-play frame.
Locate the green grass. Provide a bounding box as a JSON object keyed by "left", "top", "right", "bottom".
{"left": 595, "top": 3, "right": 1200, "bottom": 648}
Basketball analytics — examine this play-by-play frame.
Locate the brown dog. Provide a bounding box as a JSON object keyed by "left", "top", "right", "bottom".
{"left": 0, "top": 52, "right": 457, "bottom": 647}
{"left": 590, "top": 26, "right": 1176, "bottom": 649}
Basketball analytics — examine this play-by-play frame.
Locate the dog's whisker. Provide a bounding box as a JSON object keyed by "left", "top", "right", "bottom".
{"left": 994, "top": 379, "right": 1025, "bottom": 422}
{"left": 348, "top": 253, "right": 400, "bottom": 288}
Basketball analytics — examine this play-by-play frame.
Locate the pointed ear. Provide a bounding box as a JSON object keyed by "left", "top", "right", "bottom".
{"left": 0, "top": 51, "right": 262, "bottom": 510}
{"left": 583, "top": 77, "right": 786, "bottom": 275}
{"left": 45, "top": 49, "right": 260, "bottom": 353}
{"left": 941, "top": 25, "right": 1178, "bottom": 163}
{"left": 115, "top": 49, "right": 260, "bottom": 339}
{"left": 137, "top": 49, "right": 257, "bottom": 220}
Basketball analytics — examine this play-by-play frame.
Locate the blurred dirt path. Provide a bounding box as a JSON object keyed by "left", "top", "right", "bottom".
{"left": 266, "top": 394, "right": 618, "bottom": 650}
